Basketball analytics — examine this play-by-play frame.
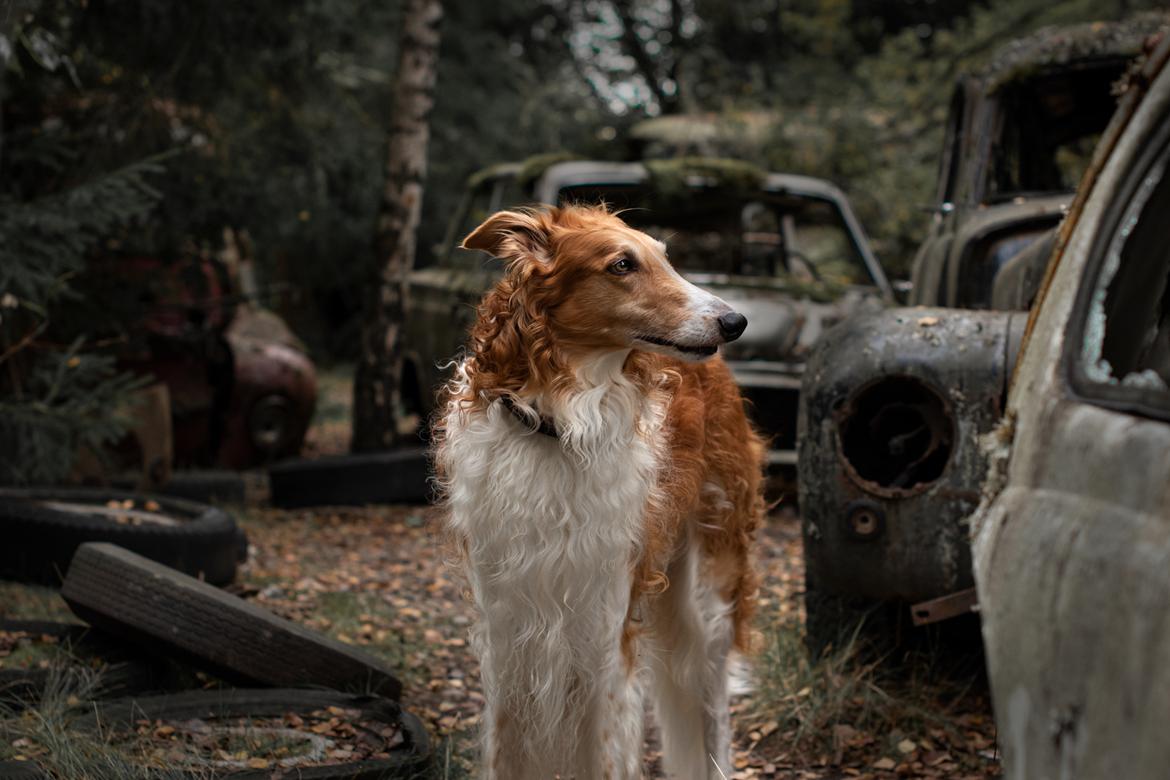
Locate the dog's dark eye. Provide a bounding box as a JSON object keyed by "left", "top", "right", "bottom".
{"left": 608, "top": 256, "right": 637, "bottom": 275}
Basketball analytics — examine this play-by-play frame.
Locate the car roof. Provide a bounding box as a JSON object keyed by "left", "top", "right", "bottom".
{"left": 528, "top": 160, "right": 850, "bottom": 204}
{"left": 970, "top": 14, "right": 1168, "bottom": 93}
{"left": 463, "top": 158, "right": 852, "bottom": 204}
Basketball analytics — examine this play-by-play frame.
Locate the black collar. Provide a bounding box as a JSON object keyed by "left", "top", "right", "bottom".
{"left": 499, "top": 395, "right": 559, "bottom": 439}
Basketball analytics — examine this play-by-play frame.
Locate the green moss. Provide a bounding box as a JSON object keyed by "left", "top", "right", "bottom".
{"left": 0, "top": 582, "right": 74, "bottom": 622}
{"left": 981, "top": 14, "right": 1167, "bottom": 93}
{"left": 643, "top": 157, "right": 768, "bottom": 199}
{"left": 465, "top": 162, "right": 519, "bottom": 191}
{"left": 516, "top": 151, "right": 579, "bottom": 186}
{"left": 465, "top": 151, "right": 581, "bottom": 193}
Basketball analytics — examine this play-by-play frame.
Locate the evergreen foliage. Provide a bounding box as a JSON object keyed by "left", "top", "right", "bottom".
{"left": 3, "top": 0, "right": 1167, "bottom": 480}
{"left": 0, "top": 7, "right": 161, "bottom": 484}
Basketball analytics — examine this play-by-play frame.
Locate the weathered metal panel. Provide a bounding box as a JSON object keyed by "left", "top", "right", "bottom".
{"left": 972, "top": 32, "right": 1170, "bottom": 780}
{"left": 976, "top": 407, "right": 1170, "bottom": 779}
{"left": 799, "top": 307, "right": 1024, "bottom": 605}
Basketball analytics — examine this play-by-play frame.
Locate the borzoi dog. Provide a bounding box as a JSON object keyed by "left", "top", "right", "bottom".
{"left": 435, "top": 204, "right": 764, "bottom": 779}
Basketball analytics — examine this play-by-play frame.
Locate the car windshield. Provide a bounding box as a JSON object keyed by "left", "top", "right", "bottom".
{"left": 557, "top": 184, "right": 872, "bottom": 286}
{"left": 988, "top": 60, "right": 1127, "bottom": 200}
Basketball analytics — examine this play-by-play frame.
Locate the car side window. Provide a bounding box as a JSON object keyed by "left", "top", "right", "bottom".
{"left": 1073, "top": 130, "right": 1170, "bottom": 416}
{"left": 937, "top": 85, "right": 965, "bottom": 206}
{"left": 782, "top": 199, "right": 868, "bottom": 286}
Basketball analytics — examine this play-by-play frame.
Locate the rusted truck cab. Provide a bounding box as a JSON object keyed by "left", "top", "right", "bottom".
{"left": 911, "top": 17, "right": 1163, "bottom": 309}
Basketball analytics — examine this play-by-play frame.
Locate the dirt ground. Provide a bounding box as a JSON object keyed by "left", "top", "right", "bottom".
{"left": 237, "top": 502, "right": 1001, "bottom": 780}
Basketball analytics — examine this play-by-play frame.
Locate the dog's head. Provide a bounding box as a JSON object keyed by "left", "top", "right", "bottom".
{"left": 462, "top": 205, "right": 747, "bottom": 366}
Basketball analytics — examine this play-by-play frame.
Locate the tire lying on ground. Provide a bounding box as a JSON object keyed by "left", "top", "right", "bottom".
{"left": 112, "top": 470, "right": 261, "bottom": 506}
{"left": 61, "top": 543, "right": 402, "bottom": 698}
{"left": 1, "top": 689, "right": 430, "bottom": 779}
{"left": 0, "top": 488, "right": 241, "bottom": 586}
{"left": 268, "top": 448, "right": 430, "bottom": 509}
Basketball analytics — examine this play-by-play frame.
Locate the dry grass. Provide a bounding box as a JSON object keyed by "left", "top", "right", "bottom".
{"left": 743, "top": 611, "right": 998, "bottom": 776}
{"left": 0, "top": 665, "right": 211, "bottom": 780}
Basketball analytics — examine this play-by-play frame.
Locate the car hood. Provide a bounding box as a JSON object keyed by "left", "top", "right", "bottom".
{"left": 683, "top": 272, "right": 886, "bottom": 363}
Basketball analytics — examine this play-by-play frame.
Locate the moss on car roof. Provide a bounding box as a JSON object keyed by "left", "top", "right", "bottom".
{"left": 642, "top": 157, "right": 768, "bottom": 197}
{"left": 977, "top": 13, "right": 1168, "bottom": 93}
{"left": 465, "top": 152, "right": 580, "bottom": 190}
{"left": 466, "top": 154, "right": 771, "bottom": 200}
{"left": 516, "top": 152, "right": 580, "bottom": 186}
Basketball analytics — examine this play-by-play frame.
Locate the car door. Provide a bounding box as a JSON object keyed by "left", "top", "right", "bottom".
{"left": 910, "top": 85, "right": 968, "bottom": 305}
{"left": 406, "top": 180, "right": 502, "bottom": 416}
{"left": 973, "top": 62, "right": 1170, "bottom": 779}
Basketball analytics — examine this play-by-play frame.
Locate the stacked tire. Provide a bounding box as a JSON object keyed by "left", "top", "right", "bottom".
{"left": 0, "top": 488, "right": 244, "bottom": 586}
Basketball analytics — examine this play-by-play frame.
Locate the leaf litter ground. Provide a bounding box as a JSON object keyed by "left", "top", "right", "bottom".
{"left": 235, "top": 504, "right": 1002, "bottom": 779}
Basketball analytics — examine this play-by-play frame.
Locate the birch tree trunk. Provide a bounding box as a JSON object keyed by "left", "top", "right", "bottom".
{"left": 352, "top": 0, "right": 443, "bottom": 452}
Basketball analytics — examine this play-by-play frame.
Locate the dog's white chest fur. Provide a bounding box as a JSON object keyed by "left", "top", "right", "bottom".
{"left": 441, "top": 353, "right": 661, "bottom": 772}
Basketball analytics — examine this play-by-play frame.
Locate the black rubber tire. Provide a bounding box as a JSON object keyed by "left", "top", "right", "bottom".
{"left": 0, "top": 690, "right": 430, "bottom": 779}
{"left": 61, "top": 543, "right": 402, "bottom": 698}
{"left": 157, "top": 470, "right": 250, "bottom": 505}
{"left": 86, "top": 689, "right": 429, "bottom": 778}
{"left": 0, "top": 488, "right": 240, "bottom": 586}
{"left": 268, "top": 449, "right": 430, "bottom": 509}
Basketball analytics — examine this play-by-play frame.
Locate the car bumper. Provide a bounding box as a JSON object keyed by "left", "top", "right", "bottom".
{"left": 727, "top": 360, "right": 803, "bottom": 466}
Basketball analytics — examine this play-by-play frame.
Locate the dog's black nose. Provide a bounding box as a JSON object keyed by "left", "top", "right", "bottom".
{"left": 718, "top": 311, "right": 747, "bottom": 342}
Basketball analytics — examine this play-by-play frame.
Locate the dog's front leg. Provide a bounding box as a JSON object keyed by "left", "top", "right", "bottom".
{"left": 480, "top": 705, "right": 553, "bottom": 780}
{"left": 648, "top": 548, "right": 735, "bottom": 780}
{"left": 571, "top": 664, "right": 646, "bottom": 780}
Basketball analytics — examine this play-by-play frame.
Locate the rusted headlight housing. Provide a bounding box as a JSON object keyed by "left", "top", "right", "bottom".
{"left": 836, "top": 376, "right": 955, "bottom": 497}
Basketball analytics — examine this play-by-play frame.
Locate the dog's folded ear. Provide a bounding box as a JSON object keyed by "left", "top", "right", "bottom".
{"left": 462, "top": 209, "right": 552, "bottom": 264}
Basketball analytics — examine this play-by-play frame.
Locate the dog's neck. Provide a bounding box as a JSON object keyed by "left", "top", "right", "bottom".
{"left": 505, "top": 348, "right": 650, "bottom": 460}
{"left": 500, "top": 394, "right": 559, "bottom": 438}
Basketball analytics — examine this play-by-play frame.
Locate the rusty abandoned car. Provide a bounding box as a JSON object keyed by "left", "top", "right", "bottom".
{"left": 910, "top": 16, "right": 1165, "bottom": 310}
{"left": 797, "top": 17, "right": 1168, "bottom": 648}
{"left": 92, "top": 253, "right": 317, "bottom": 473}
{"left": 971, "top": 30, "right": 1170, "bottom": 778}
{"left": 405, "top": 157, "right": 893, "bottom": 467}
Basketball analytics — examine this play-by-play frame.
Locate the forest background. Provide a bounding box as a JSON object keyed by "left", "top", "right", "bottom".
{"left": 0, "top": 0, "right": 1159, "bottom": 478}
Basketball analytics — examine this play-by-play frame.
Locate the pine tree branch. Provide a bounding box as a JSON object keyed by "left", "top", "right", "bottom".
{"left": 0, "top": 320, "right": 47, "bottom": 364}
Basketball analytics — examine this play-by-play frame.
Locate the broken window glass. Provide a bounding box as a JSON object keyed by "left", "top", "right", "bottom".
{"left": 1080, "top": 142, "right": 1170, "bottom": 394}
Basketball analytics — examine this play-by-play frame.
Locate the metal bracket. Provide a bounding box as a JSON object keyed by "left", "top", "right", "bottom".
{"left": 910, "top": 587, "right": 979, "bottom": 626}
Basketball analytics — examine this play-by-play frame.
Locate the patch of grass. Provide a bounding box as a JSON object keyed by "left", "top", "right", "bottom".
{"left": 0, "top": 666, "right": 209, "bottom": 780}
{"left": 0, "top": 581, "right": 75, "bottom": 622}
{"left": 752, "top": 619, "right": 892, "bottom": 751}
{"left": 748, "top": 614, "right": 987, "bottom": 768}
{"left": 309, "top": 590, "right": 423, "bottom": 679}
{"left": 433, "top": 725, "right": 479, "bottom": 780}
{"left": 1, "top": 634, "right": 72, "bottom": 670}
